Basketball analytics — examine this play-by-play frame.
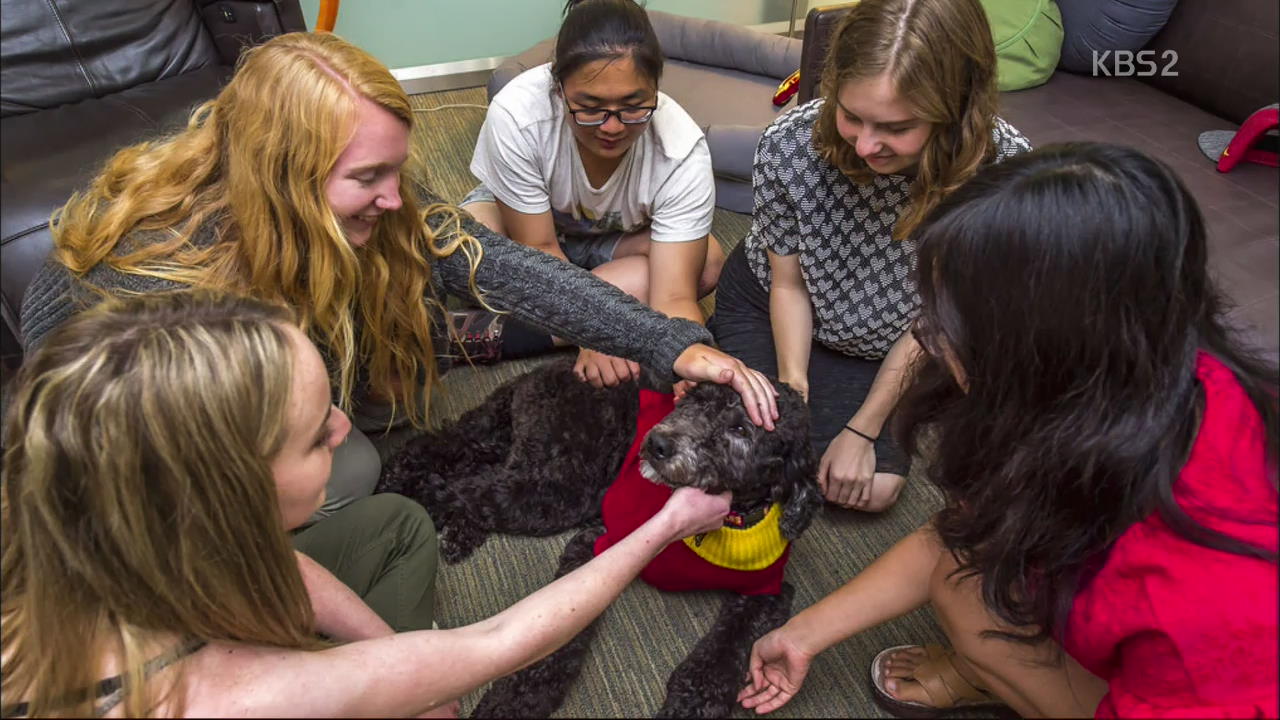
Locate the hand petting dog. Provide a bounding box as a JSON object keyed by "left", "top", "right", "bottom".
{"left": 672, "top": 342, "right": 780, "bottom": 430}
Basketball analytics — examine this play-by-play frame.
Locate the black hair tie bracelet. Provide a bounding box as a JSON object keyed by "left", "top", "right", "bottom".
{"left": 844, "top": 424, "right": 877, "bottom": 443}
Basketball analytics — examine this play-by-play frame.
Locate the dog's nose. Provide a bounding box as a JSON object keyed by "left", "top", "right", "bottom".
{"left": 646, "top": 431, "right": 674, "bottom": 461}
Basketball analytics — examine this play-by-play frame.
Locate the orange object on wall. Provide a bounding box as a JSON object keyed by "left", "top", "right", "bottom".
{"left": 316, "top": 0, "right": 339, "bottom": 32}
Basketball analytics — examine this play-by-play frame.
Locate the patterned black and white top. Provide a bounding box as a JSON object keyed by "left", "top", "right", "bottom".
{"left": 744, "top": 99, "right": 1032, "bottom": 360}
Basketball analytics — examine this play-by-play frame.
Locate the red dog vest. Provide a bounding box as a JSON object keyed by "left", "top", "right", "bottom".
{"left": 592, "top": 390, "right": 789, "bottom": 596}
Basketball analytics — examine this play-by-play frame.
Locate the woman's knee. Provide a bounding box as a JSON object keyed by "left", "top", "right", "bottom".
{"left": 699, "top": 236, "right": 727, "bottom": 297}
{"left": 859, "top": 473, "right": 906, "bottom": 513}
{"left": 367, "top": 492, "right": 439, "bottom": 554}
{"left": 313, "top": 428, "right": 382, "bottom": 521}
{"left": 613, "top": 227, "right": 653, "bottom": 258}
{"left": 592, "top": 256, "right": 650, "bottom": 302}
{"left": 461, "top": 200, "right": 504, "bottom": 235}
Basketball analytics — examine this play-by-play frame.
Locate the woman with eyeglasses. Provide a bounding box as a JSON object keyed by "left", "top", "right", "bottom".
{"left": 461, "top": 0, "right": 724, "bottom": 387}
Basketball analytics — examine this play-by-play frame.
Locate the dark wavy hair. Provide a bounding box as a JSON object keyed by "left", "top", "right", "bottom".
{"left": 554, "top": 0, "right": 662, "bottom": 87}
{"left": 896, "top": 142, "right": 1279, "bottom": 645}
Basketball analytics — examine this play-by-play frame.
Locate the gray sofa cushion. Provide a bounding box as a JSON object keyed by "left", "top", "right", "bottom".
{"left": 658, "top": 60, "right": 794, "bottom": 131}
{"left": 1058, "top": 0, "right": 1177, "bottom": 74}
{"left": 704, "top": 124, "right": 765, "bottom": 215}
{"left": 646, "top": 10, "right": 798, "bottom": 80}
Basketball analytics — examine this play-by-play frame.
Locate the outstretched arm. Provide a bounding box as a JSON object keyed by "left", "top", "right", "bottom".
{"left": 428, "top": 194, "right": 710, "bottom": 378}
{"left": 427, "top": 194, "right": 778, "bottom": 427}
{"left": 739, "top": 524, "right": 942, "bottom": 713}
{"left": 195, "top": 487, "right": 733, "bottom": 718}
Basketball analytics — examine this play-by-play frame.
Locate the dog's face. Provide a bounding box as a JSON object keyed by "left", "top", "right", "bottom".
{"left": 639, "top": 380, "right": 823, "bottom": 539}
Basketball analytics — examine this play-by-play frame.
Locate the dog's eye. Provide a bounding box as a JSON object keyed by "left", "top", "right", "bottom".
{"left": 729, "top": 423, "right": 750, "bottom": 437}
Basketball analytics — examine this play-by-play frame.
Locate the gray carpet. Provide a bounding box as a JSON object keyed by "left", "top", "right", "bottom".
{"left": 394, "top": 87, "right": 996, "bottom": 718}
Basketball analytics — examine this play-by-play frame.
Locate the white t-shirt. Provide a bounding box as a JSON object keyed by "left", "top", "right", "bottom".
{"left": 470, "top": 63, "right": 715, "bottom": 243}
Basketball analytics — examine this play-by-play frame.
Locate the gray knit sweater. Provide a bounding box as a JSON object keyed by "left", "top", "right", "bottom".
{"left": 20, "top": 188, "right": 711, "bottom": 380}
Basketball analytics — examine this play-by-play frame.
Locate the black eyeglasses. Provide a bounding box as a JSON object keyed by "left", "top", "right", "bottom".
{"left": 559, "top": 84, "right": 657, "bottom": 127}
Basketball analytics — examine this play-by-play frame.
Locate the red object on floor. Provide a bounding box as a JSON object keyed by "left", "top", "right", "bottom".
{"left": 1064, "top": 352, "right": 1279, "bottom": 718}
{"left": 1217, "top": 106, "right": 1279, "bottom": 172}
{"left": 593, "top": 390, "right": 789, "bottom": 596}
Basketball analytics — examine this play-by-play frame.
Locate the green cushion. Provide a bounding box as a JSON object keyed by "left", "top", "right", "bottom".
{"left": 981, "top": 0, "right": 1064, "bottom": 91}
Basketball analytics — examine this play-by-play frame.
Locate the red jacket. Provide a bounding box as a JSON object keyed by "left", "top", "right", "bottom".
{"left": 593, "top": 390, "right": 789, "bottom": 596}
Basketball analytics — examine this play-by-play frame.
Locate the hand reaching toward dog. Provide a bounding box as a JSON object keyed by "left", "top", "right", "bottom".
{"left": 657, "top": 486, "right": 734, "bottom": 540}
{"left": 672, "top": 343, "right": 779, "bottom": 430}
{"left": 737, "top": 624, "right": 815, "bottom": 714}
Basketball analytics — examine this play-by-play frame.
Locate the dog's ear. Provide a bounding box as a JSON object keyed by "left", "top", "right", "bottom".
{"left": 764, "top": 380, "right": 822, "bottom": 539}
{"left": 774, "top": 442, "right": 822, "bottom": 539}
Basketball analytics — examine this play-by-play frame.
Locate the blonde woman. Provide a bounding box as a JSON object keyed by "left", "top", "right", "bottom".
{"left": 709, "top": 0, "right": 1030, "bottom": 513}
{"left": 1, "top": 291, "right": 733, "bottom": 718}
{"left": 19, "top": 32, "right": 778, "bottom": 523}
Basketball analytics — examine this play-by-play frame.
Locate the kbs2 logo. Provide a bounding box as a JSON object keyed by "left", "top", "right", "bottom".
{"left": 1093, "top": 50, "right": 1179, "bottom": 77}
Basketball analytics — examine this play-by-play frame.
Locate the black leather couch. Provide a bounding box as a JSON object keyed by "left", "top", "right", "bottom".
{"left": 0, "top": 0, "right": 307, "bottom": 368}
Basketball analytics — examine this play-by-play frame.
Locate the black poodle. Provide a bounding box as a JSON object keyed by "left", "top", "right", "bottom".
{"left": 377, "top": 356, "right": 822, "bottom": 718}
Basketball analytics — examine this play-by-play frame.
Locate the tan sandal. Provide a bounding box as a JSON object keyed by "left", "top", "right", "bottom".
{"left": 869, "top": 644, "right": 1014, "bottom": 718}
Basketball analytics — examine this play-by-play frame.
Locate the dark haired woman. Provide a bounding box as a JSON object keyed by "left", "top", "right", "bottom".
{"left": 737, "top": 143, "right": 1279, "bottom": 717}
{"left": 709, "top": 0, "right": 1031, "bottom": 513}
{"left": 460, "top": 0, "right": 723, "bottom": 387}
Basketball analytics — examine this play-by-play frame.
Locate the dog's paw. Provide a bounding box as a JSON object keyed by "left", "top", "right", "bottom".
{"left": 471, "top": 669, "right": 572, "bottom": 719}
{"left": 656, "top": 677, "right": 735, "bottom": 719}
{"left": 439, "top": 524, "right": 486, "bottom": 564}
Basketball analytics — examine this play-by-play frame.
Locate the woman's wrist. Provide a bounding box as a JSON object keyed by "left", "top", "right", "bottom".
{"left": 779, "top": 613, "right": 827, "bottom": 660}
{"left": 842, "top": 423, "right": 877, "bottom": 443}
{"left": 777, "top": 363, "right": 802, "bottom": 377}
{"left": 653, "top": 488, "right": 732, "bottom": 542}
{"left": 649, "top": 504, "right": 684, "bottom": 544}
{"left": 845, "top": 409, "right": 887, "bottom": 439}
{"left": 777, "top": 365, "right": 806, "bottom": 385}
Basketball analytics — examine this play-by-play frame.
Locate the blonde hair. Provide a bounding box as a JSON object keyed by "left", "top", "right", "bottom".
{"left": 812, "top": 0, "right": 1000, "bottom": 240}
{"left": 50, "top": 32, "right": 487, "bottom": 428}
{"left": 1, "top": 291, "right": 328, "bottom": 718}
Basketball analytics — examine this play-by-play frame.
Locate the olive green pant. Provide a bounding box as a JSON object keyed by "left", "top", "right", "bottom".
{"left": 292, "top": 493, "right": 439, "bottom": 632}
{"left": 308, "top": 393, "right": 418, "bottom": 523}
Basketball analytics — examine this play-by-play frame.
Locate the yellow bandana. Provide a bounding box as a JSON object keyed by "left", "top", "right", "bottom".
{"left": 681, "top": 502, "right": 789, "bottom": 571}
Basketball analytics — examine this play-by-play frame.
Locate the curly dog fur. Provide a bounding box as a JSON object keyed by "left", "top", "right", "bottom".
{"left": 377, "top": 356, "right": 822, "bottom": 718}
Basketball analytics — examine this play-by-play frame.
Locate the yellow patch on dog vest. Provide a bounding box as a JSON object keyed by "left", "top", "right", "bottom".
{"left": 682, "top": 503, "right": 788, "bottom": 571}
